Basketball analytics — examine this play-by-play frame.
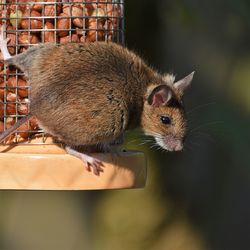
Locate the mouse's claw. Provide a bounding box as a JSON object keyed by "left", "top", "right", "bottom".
{"left": 82, "top": 154, "right": 104, "bottom": 175}
{"left": 65, "top": 146, "right": 104, "bottom": 175}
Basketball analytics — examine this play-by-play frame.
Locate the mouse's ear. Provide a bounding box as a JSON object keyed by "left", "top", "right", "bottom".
{"left": 174, "top": 71, "right": 194, "bottom": 95}
{"left": 148, "top": 85, "right": 172, "bottom": 107}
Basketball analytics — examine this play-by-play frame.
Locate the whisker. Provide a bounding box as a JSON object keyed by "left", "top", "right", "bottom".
{"left": 145, "top": 132, "right": 162, "bottom": 138}
{"left": 138, "top": 140, "right": 152, "bottom": 146}
{"left": 191, "top": 131, "right": 217, "bottom": 142}
{"left": 186, "top": 102, "right": 217, "bottom": 115}
{"left": 189, "top": 121, "right": 224, "bottom": 133}
{"left": 189, "top": 140, "right": 202, "bottom": 147}
{"left": 150, "top": 143, "right": 158, "bottom": 149}
{"left": 127, "top": 138, "right": 143, "bottom": 144}
{"left": 126, "top": 135, "right": 156, "bottom": 149}
{"left": 150, "top": 143, "right": 162, "bottom": 152}
{"left": 182, "top": 144, "right": 191, "bottom": 153}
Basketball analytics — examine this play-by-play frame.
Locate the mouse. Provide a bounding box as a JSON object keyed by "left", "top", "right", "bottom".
{"left": 0, "top": 24, "right": 194, "bottom": 175}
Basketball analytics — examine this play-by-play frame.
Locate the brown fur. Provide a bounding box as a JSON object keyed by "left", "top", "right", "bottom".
{"left": 6, "top": 42, "right": 192, "bottom": 148}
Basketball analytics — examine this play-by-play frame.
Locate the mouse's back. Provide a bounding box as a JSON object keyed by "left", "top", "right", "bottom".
{"left": 30, "top": 42, "right": 145, "bottom": 91}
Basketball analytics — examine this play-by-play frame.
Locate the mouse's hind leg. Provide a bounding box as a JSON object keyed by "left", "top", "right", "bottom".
{"left": 65, "top": 146, "right": 104, "bottom": 176}
{"left": 110, "top": 132, "right": 124, "bottom": 146}
{"left": 108, "top": 132, "right": 125, "bottom": 159}
{"left": 0, "top": 24, "right": 12, "bottom": 61}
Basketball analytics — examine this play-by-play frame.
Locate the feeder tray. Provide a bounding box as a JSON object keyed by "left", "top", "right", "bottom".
{"left": 0, "top": 137, "right": 147, "bottom": 190}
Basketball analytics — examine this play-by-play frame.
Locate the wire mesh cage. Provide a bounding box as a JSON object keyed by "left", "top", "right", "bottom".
{"left": 0, "top": 0, "right": 124, "bottom": 144}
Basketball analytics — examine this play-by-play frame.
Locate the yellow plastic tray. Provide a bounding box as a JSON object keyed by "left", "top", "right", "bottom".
{"left": 0, "top": 137, "right": 147, "bottom": 190}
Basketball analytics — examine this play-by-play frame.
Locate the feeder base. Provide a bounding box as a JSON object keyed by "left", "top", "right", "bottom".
{"left": 0, "top": 139, "right": 146, "bottom": 190}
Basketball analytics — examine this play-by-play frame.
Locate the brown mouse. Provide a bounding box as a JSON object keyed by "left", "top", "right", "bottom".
{"left": 0, "top": 25, "right": 194, "bottom": 175}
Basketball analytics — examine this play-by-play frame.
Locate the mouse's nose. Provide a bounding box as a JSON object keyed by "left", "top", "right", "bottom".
{"left": 173, "top": 140, "right": 183, "bottom": 151}
{"left": 163, "top": 136, "right": 183, "bottom": 151}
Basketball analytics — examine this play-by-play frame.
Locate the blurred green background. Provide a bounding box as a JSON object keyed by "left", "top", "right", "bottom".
{"left": 1, "top": 0, "right": 250, "bottom": 249}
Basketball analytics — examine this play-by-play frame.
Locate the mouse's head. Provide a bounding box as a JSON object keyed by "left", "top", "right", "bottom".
{"left": 141, "top": 72, "right": 194, "bottom": 151}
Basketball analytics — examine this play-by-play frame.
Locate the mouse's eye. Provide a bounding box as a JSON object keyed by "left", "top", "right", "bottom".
{"left": 160, "top": 116, "right": 171, "bottom": 125}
